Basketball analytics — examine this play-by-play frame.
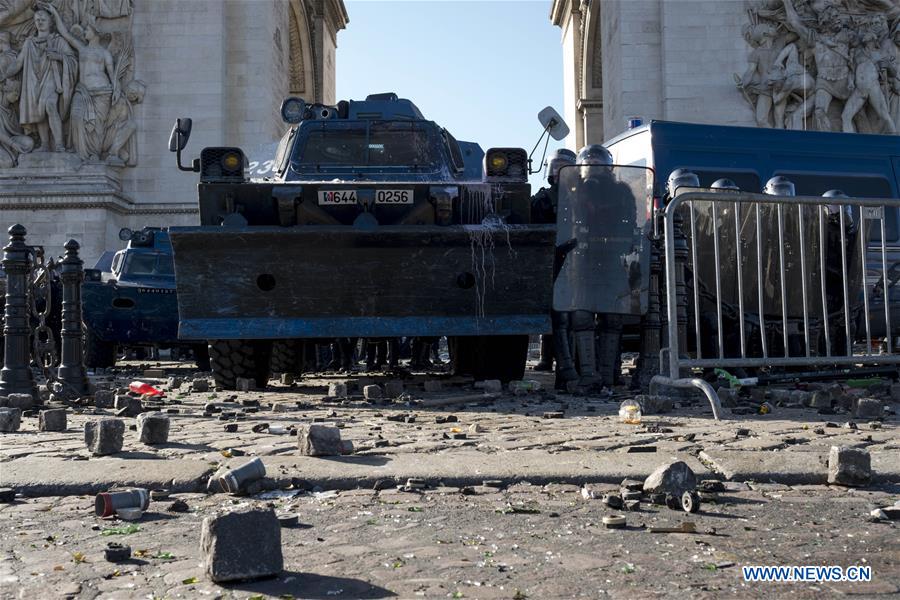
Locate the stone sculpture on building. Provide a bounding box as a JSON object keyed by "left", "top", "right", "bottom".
{"left": 736, "top": 0, "right": 900, "bottom": 134}
{"left": 0, "top": 0, "right": 144, "bottom": 167}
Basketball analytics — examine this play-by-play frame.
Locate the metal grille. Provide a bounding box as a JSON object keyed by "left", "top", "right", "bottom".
{"left": 650, "top": 190, "right": 900, "bottom": 420}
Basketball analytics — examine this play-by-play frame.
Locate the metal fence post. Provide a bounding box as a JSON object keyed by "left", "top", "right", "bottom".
{"left": 56, "top": 239, "right": 89, "bottom": 396}
{"left": 0, "top": 224, "right": 37, "bottom": 398}
{"left": 639, "top": 237, "right": 662, "bottom": 390}
{"left": 673, "top": 209, "right": 690, "bottom": 356}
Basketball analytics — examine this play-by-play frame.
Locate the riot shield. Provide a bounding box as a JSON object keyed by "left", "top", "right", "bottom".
{"left": 553, "top": 164, "right": 655, "bottom": 315}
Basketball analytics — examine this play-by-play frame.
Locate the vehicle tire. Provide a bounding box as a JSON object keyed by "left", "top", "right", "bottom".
{"left": 208, "top": 339, "right": 272, "bottom": 390}
{"left": 449, "top": 335, "right": 528, "bottom": 383}
{"left": 270, "top": 339, "right": 304, "bottom": 374}
{"left": 84, "top": 327, "right": 116, "bottom": 369}
{"left": 194, "top": 344, "right": 211, "bottom": 371}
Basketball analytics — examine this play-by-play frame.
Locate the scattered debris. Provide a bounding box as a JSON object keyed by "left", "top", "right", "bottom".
{"left": 602, "top": 515, "right": 626, "bottom": 529}
{"left": 854, "top": 398, "right": 883, "bottom": 420}
{"left": 474, "top": 380, "right": 502, "bottom": 393}
{"left": 827, "top": 446, "right": 871, "bottom": 487}
{"left": 129, "top": 381, "right": 162, "bottom": 396}
{"left": 0, "top": 407, "right": 22, "bottom": 432}
{"left": 681, "top": 491, "right": 700, "bottom": 513}
{"left": 104, "top": 543, "right": 131, "bottom": 563}
{"left": 208, "top": 457, "right": 266, "bottom": 494}
{"left": 136, "top": 412, "right": 170, "bottom": 445}
{"left": 84, "top": 418, "right": 125, "bottom": 455}
{"left": 363, "top": 385, "right": 383, "bottom": 401}
{"left": 643, "top": 461, "right": 697, "bottom": 496}
{"left": 200, "top": 508, "right": 283, "bottom": 583}
{"left": 95, "top": 489, "right": 149, "bottom": 518}
{"left": 298, "top": 424, "right": 352, "bottom": 456}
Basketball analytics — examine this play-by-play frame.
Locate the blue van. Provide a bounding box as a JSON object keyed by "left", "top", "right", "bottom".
{"left": 605, "top": 121, "right": 900, "bottom": 340}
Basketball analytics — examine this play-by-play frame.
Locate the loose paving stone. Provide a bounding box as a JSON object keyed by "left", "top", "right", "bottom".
{"left": 643, "top": 460, "right": 697, "bottom": 496}
{"left": 328, "top": 382, "right": 347, "bottom": 397}
{"left": 828, "top": 445, "right": 871, "bottom": 487}
{"left": 136, "top": 412, "right": 170, "bottom": 444}
{"left": 235, "top": 377, "right": 254, "bottom": 392}
{"left": 84, "top": 418, "right": 125, "bottom": 455}
{"left": 114, "top": 394, "right": 143, "bottom": 417}
{"left": 93, "top": 389, "right": 116, "bottom": 408}
{"left": 201, "top": 507, "right": 283, "bottom": 582}
{"left": 0, "top": 407, "right": 22, "bottom": 432}
{"left": 363, "top": 384, "right": 383, "bottom": 400}
{"left": 384, "top": 381, "right": 404, "bottom": 398}
{"left": 298, "top": 424, "right": 345, "bottom": 456}
{"left": 143, "top": 368, "right": 166, "bottom": 378}
{"left": 191, "top": 379, "right": 210, "bottom": 393}
{"left": 854, "top": 397, "right": 883, "bottom": 420}
{"left": 6, "top": 393, "right": 34, "bottom": 411}
{"left": 38, "top": 408, "right": 66, "bottom": 432}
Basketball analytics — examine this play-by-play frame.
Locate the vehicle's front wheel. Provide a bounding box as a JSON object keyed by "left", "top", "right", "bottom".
{"left": 84, "top": 327, "right": 116, "bottom": 369}
{"left": 208, "top": 339, "right": 272, "bottom": 390}
{"left": 269, "top": 339, "right": 304, "bottom": 375}
{"left": 449, "top": 335, "right": 528, "bottom": 383}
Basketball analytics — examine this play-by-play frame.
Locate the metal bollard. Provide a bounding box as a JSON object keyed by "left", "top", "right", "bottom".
{"left": 0, "top": 224, "right": 36, "bottom": 398}
{"left": 56, "top": 240, "right": 89, "bottom": 396}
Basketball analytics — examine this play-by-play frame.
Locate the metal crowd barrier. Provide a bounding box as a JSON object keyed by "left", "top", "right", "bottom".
{"left": 650, "top": 191, "right": 900, "bottom": 420}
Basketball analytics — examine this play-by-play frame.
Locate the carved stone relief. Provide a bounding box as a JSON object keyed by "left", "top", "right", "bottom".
{"left": 736, "top": 0, "right": 900, "bottom": 134}
{"left": 0, "top": 0, "right": 145, "bottom": 167}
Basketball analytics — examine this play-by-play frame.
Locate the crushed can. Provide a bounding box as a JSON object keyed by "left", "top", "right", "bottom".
{"left": 210, "top": 457, "right": 266, "bottom": 493}
{"left": 95, "top": 488, "right": 150, "bottom": 518}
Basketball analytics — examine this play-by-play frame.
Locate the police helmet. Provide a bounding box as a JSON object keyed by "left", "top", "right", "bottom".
{"left": 764, "top": 176, "right": 795, "bottom": 196}
{"left": 711, "top": 178, "right": 740, "bottom": 191}
{"left": 667, "top": 169, "right": 700, "bottom": 196}
{"left": 822, "top": 189, "right": 851, "bottom": 220}
{"left": 545, "top": 148, "right": 576, "bottom": 184}
{"left": 575, "top": 144, "right": 613, "bottom": 166}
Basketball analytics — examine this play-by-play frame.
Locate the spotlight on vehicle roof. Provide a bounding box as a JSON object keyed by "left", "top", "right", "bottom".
{"left": 281, "top": 97, "right": 306, "bottom": 124}
{"left": 118, "top": 228, "right": 133, "bottom": 242}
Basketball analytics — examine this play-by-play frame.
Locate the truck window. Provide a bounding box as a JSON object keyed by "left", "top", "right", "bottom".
{"left": 681, "top": 169, "right": 761, "bottom": 194}
{"left": 776, "top": 172, "right": 897, "bottom": 241}
{"left": 157, "top": 256, "right": 175, "bottom": 276}
{"left": 295, "top": 122, "right": 438, "bottom": 168}
{"left": 125, "top": 254, "right": 157, "bottom": 276}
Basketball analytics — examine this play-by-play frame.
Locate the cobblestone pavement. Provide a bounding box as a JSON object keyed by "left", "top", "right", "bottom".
{"left": 1, "top": 359, "right": 899, "bottom": 598}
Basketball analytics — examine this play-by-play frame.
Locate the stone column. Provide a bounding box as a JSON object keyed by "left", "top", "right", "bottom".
{"left": 0, "top": 224, "right": 37, "bottom": 398}
{"left": 56, "top": 239, "right": 90, "bottom": 397}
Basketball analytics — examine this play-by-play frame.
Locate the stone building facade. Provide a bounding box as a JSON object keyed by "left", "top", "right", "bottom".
{"left": 0, "top": 0, "right": 348, "bottom": 264}
{"left": 551, "top": 0, "right": 900, "bottom": 148}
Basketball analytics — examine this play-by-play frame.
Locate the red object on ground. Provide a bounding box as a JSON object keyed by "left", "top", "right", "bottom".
{"left": 129, "top": 381, "right": 163, "bottom": 396}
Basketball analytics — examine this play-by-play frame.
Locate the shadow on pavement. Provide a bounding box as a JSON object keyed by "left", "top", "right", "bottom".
{"left": 225, "top": 571, "right": 396, "bottom": 599}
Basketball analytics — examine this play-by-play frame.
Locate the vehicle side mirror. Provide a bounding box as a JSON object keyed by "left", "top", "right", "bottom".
{"left": 538, "top": 107, "right": 570, "bottom": 141}
{"left": 168, "top": 118, "right": 193, "bottom": 152}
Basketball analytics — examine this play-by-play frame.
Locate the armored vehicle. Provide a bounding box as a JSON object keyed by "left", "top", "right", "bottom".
{"left": 82, "top": 227, "right": 210, "bottom": 370}
{"left": 167, "top": 93, "right": 557, "bottom": 389}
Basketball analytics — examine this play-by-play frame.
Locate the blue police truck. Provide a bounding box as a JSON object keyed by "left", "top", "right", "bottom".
{"left": 605, "top": 120, "right": 900, "bottom": 342}
{"left": 82, "top": 227, "right": 210, "bottom": 370}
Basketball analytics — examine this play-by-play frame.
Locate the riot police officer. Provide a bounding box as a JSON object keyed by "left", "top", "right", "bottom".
{"left": 532, "top": 148, "right": 576, "bottom": 372}
{"left": 556, "top": 144, "right": 622, "bottom": 390}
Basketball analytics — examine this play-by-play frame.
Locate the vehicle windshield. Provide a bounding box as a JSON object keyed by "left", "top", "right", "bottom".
{"left": 292, "top": 121, "right": 438, "bottom": 169}
{"left": 125, "top": 254, "right": 174, "bottom": 276}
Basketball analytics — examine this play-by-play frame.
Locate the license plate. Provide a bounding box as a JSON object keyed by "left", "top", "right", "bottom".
{"left": 374, "top": 189, "right": 413, "bottom": 205}
{"left": 318, "top": 190, "right": 357, "bottom": 205}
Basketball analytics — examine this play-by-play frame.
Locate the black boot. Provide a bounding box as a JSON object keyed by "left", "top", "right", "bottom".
{"left": 534, "top": 334, "right": 555, "bottom": 371}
